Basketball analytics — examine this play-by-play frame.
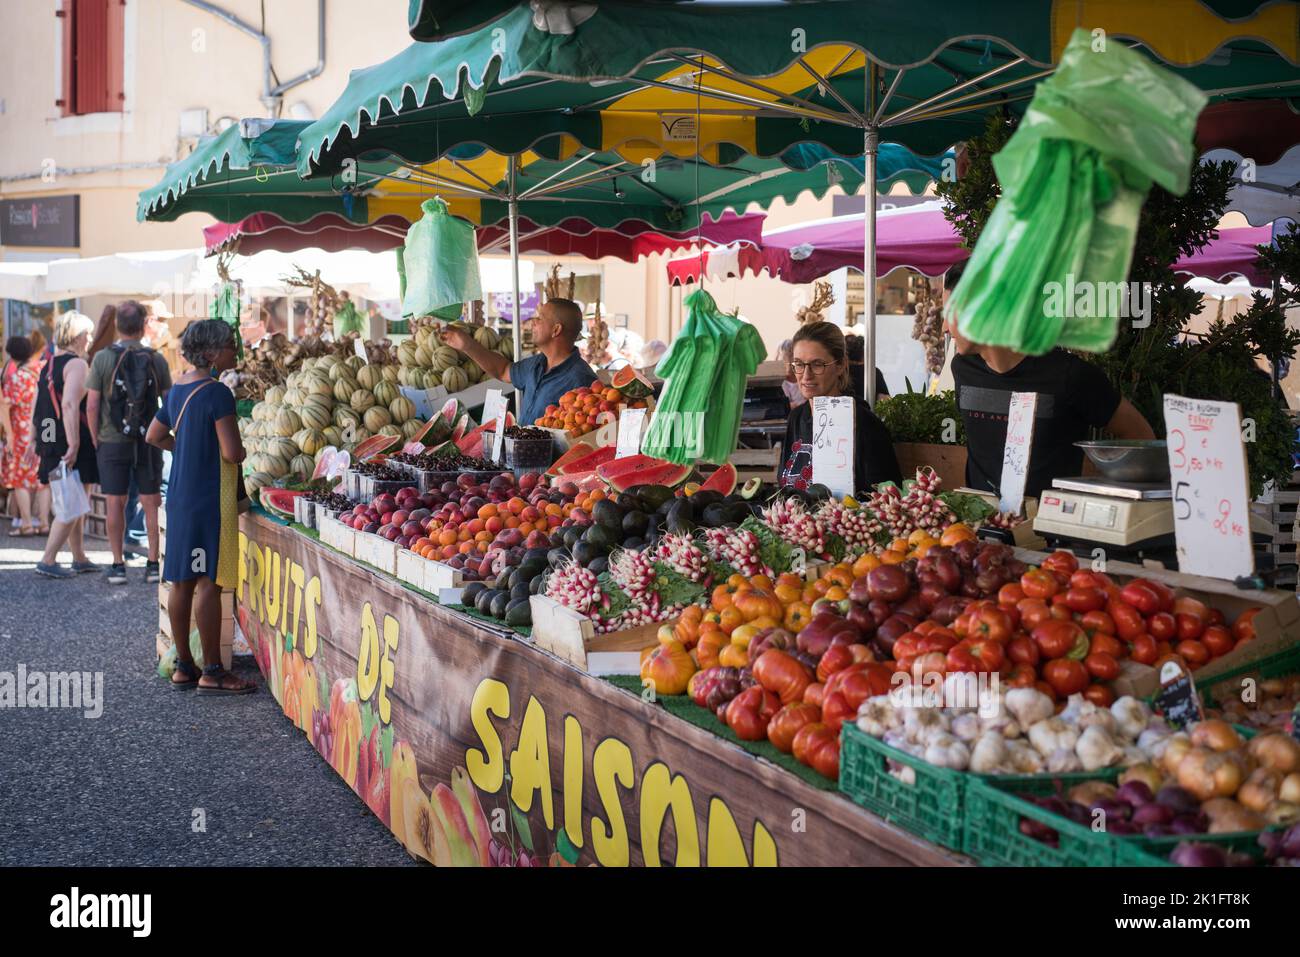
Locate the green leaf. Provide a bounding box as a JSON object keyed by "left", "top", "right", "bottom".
{"left": 360, "top": 701, "right": 375, "bottom": 741}
{"left": 596, "top": 573, "right": 632, "bottom": 619}
{"left": 380, "top": 724, "right": 394, "bottom": 769}
{"left": 741, "top": 516, "right": 793, "bottom": 573}
{"left": 557, "top": 828, "right": 580, "bottom": 865}
{"left": 824, "top": 532, "right": 847, "bottom": 563}
{"left": 510, "top": 801, "right": 535, "bottom": 853}
{"left": 709, "top": 559, "right": 739, "bottom": 581}
{"left": 940, "top": 491, "right": 996, "bottom": 525}
{"left": 651, "top": 563, "right": 707, "bottom": 608}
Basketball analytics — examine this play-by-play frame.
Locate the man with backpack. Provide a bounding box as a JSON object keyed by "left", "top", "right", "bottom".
{"left": 85, "top": 300, "right": 171, "bottom": 584}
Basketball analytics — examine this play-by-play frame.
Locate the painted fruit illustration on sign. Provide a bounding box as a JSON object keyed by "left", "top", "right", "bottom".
{"left": 329, "top": 678, "right": 363, "bottom": 788}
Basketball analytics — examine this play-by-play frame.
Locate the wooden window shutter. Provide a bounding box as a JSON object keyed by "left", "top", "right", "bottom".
{"left": 74, "top": 0, "right": 111, "bottom": 114}
{"left": 56, "top": 0, "right": 74, "bottom": 115}
{"left": 107, "top": 0, "right": 126, "bottom": 109}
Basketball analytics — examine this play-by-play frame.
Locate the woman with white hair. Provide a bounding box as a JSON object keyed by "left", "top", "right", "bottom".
{"left": 33, "top": 311, "right": 100, "bottom": 578}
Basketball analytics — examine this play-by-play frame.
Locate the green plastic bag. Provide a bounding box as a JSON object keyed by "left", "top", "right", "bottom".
{"left": 945, "top": 28, "right": 1206, "bottom": 355}
{"left": 332, "top": 295, "right": 365, "bottom": 339}
{"left": 209, "top": 282, "right": 243, "bottom": 360}
{"left": 157, "top": 628, "right": 207, "bottom": 679}
{"left": 400, "top": 198, "right": 481, "bottom": 321}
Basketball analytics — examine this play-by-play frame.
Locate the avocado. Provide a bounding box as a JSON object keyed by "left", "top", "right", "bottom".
{"left": 692, "top": 489, "right": 724, "bottom": 510}
{"left": 572, "top": 540, "right": 600, "bottom": 567}
{"left": 701, "top": 503, "right": 728, "bottom": 528}
{"left": 461, "top": 582, "right": 487, "bottom": 607}
{"left": 723, "top": 501, "right": 751, "bottom": 525}
{"left": 806, "top": 482, "right": 833, "bottom": 502}
{"left": 562, "top": 527, "right": 582, "bottom": 550}
{"left": 592, "top": 498, "right": 624, "bottom": 532}
{"left": 505, "top": 598, "right": 532, "bottom": 627}
{"left": 516, "top": 559, "right": 546, "bottom": 582}
{"left": 739, "top": 477, "right": 764, "bottom": 500}
{"left": 549, "top": 529, "right": 567, "bottom": 549}
{"left": 523, "top": 547, "right": 550, "bottom": 566}
{"left": 529, "top": 573, "right": 546, "bottom": 595}
{"left": 475, "top": 588, "right": 498, "bottom": 615}
{"left": 638, "top": 484, "right": 677, "bottom": 510}
{"left": 510, "top": 581, "right": 531, "bottom": 603}
{"left": 622, "top": 509, "right": 650, "bottom": 538}
{"left": 588, "top": 555, "right": 608, "bottom": 576}
{"left": 584, "top": 523, "right": 617, "bottom": 551}
{"left": 493, "top": 568, "right": 513, "bottom": 591}
{"left": 622, "top": 536, "right": 644, "bottom": 552}
{"left": 548, "top": 547, "right": 570, "bottom": 569}
{"left": 665, "top": 498, "right": 696, "bottom": 535}
{"left": 489, "top": 591, "right": 510, "bottom": 619}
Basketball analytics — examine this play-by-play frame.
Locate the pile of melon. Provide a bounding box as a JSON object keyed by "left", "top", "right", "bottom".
{"left": 240, "top": 352, "right": 424, "bottom": 494}
{"left": 395, "top": 320, "right": 512, "bottom": 394}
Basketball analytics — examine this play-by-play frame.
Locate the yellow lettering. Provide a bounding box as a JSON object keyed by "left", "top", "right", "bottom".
{"left": 752, "top": 821, "right": 778, "bottom": 867}
{"left": 288, "top": 562, "right": 305, "bottom": 643}
{"left": 302, "top": 576, "right": 321, "bottom": 658}
{"left": 563, "top": 715, "right": 585, "bottom": 848}
{"left": 640, "top": 762, "right": 699, "bottom": 867}
{"left": 237, "top": 531, "right": 248, "bottom": 604}
{"left": 705, "top": 798, "right": 749, "bottom": 866}
{"left": 377, "top": 613, "right": 399, "bottom": 724}
{"left": 466, "top": 678, "right": 509, "bottom": 793}
{"left": 246, "top": 542, "right": 263, "bottom": 620}
{"left": 357, "top": 602, "right": 380, "bottom": 702}
{"left": 591, "top": 737, "right": 632, "bottom": 867}
{"left": 263, "top": 548, "right": 282, "bottom": 628}
{"left": 509, "top": 696, "right": 554, "bottom": 829}
{"left": 277, "top": 552, "right": 292, "bottom": 634}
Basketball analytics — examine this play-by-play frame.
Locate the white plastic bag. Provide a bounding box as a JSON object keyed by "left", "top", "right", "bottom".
{"left": 49, "top": 463, "right": 90, "bottom": 524}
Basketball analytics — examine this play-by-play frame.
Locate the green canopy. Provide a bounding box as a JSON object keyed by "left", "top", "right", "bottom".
{"left": 137, "top": 118, "right": 368, "bottom": 224}
{"left": 301, "top": 1, "right": 1300, "bottom": 176}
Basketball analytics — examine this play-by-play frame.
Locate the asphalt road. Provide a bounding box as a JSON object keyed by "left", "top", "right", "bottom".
{"left": 0, "top": 530, "right": 414, "bottom": 866}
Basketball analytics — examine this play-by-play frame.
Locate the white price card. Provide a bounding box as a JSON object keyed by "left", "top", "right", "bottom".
{"left": 1163, "top": 394, "right": 1254, "bottom": 580}
{"left": 483, "top": 389, "right": 507, "bottom": 462}
{"left": 811, "top": 395, "right": 854, "bottom": 498}
{"left": 615, "top": 407, "right": 647, "bottom": 459}
{"left": 353, "top": 338, "right": 368, "bottom": 360}
{"left": 998, "top": 391, "right": 1039, "bottom": 515}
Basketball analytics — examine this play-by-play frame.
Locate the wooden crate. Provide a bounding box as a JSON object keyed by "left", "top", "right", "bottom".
{"left": 85, "top": 488, "right": 108, "bottom": 541}
{"left": 894, "top": 442, "right": 968, "bottom": 491}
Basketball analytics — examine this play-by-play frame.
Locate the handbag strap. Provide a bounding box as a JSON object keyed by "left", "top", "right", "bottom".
{"left": 172, "top": 379, "right": 216, "bottom": 436}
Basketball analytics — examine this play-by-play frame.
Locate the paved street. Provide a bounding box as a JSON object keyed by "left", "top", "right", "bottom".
{"left": 0, "top": 530, "right": 413, "bottom": 866}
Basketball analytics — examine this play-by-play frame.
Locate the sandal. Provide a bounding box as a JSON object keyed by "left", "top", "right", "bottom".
{"left": 17, "top": 527, "right": 37, "bottom": 537}
{"left": 196, "top": 664, "right": 257, "bottom": 696}
{"left": 37, "top": 525, "right": 50, "bottom": 535}
{"left": 171, "top": 658, "right": 202, "bottom": 689}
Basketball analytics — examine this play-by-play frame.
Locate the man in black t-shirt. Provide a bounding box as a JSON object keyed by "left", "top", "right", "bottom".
{"left": 941, "top": 265, "right": 1154, "bottom": 500}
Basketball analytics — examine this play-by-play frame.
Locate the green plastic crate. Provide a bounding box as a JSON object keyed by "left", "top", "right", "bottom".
{"left": 839, "top": 723, "right": 970, "bottom": 851}
{"left": 962, "top": 772, "right": 1122, "bottom": 867}
{"left": 1112, "top": 828, "right": 1277, "bottom": 868}
{"left": 1198, "top": 642, "right": 1300, "bottom": 739}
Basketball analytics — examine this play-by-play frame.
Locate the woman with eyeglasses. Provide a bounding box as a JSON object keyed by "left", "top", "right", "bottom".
{"left": 779, "top": 321, "right": 901, "bottom": 494}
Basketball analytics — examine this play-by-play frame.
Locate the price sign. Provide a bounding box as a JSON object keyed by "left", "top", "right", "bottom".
{"left": 353, "top": 338, "right": 368, "bottom": 360}
{"left": 811, "top": 395, "right": 854, "bottom": 498}
{"left": 1162, "top": 394, "right": 1253, "bottom": 580}
{"left": 483, "top": 389, "right": 507, "bottom": 463}
{"left": 615, "top": 407, "right": 647, "bottom": 459}
{"left": 1154, "top": 658, "right": 1203, "bottom": 731}
{"left": 998, "top": 391, "right": 1038, "bottom": 515}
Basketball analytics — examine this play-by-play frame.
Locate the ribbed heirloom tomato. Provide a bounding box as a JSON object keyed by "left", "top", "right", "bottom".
{"left": 1043, "top": 658, "right": 1090, "bottom": 697}
{"left": 1032, "top": 620, "right": 1086, "bottom": 660}
{"left": 1021, "top": 569, "right": 1060, "bottom": 600}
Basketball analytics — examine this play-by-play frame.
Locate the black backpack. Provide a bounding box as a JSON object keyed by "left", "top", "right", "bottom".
{"left": 106, "top": 344, "right": 160, "bottom": 439}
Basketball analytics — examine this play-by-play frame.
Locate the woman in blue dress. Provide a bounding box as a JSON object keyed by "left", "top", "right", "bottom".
{"left": 146, "top": 320, "right": 254, "bottom": 695}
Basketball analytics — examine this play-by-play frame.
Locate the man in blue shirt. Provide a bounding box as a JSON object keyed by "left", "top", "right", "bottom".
{"left": 440, "top": 298, "right": 598, "bottom": 425}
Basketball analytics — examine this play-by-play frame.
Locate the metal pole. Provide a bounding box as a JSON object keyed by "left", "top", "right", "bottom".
{"left": 508, "top": 155, "right": 523, "bottom": 363}
{"left": 864, "top": 125, "right": 878, "bottom": 409}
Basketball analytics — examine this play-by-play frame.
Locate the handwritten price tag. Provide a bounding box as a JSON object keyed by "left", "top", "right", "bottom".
{"left": 1162, "top": 394, "right": 1253, "bottom": 580}
{"left": 353, "top": 338, "right": 368, "bottom": 360}
{"left": 811, "top": 396, "right": 854, "bottom": 498}
{"left": 483, "top": 389, "right": 507, "bottom": 463}
{"left": 998, "top": 391, "right": 1038, "bottom": 515}
{"left": 615, "top": 407, "right": 647, "bottom": 459}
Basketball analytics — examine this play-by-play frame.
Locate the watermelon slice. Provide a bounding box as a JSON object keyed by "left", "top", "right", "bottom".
{"left": 451, "top": 412, "right": 475, "bottom": 443}
{"left": 611, "top": 366, "right": 654, "bottom": 400}
{"left": 455, "top": 413, "right": 514, "bottom": 458}
{"left": 547, "top": 440, "right": 599, "bottom": 475}
{"left": 439, "top": 398, "right": 462, "bottom": 426}
{"left": 262, "top": 487, "right": 303, "bottom": 521}
{"left": 409, "top": 416, "right": 448, "bottom": 446}
{"left": 353, "top": 434, "right": 402, "bottom": 462}
{"left": 557, "top": 444, "right": 616, "bottom": 476}
{"left": 596, "top": 454, "right": 691, "bottom": 491}
{"left": 698, "top": 462, "right": 738, "bottom": 496}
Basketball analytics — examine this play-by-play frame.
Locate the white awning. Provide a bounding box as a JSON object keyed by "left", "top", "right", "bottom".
{"left": 0, "top": 262, "right": 50, "bottom": 303}
{"left": 43, "top": 250, "right": 203, "bottom": 298}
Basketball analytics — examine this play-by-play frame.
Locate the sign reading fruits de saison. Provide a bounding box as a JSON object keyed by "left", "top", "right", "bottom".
{"left": 234, "top": 515, "right": 949, "bottom": 868}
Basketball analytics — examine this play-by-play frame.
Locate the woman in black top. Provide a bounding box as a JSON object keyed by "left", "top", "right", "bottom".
{"left": 780, "top": 322, "right": 901, "bottom": 495}
{"left": 33, "top": 311, "right": 99, "bottom": 578}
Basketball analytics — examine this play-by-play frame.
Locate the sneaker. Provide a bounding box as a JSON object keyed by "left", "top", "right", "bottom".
{"left": 71, "top": 560, "right": 100, "bottom": 574}
{"left": 35, "top": 562, "right": 74, "bottom": 579}
{"left": 106, "top": 563, "right": 127, "bottom": 585}
{"left": 145, "top": 561, "right": 161, "bottom": 584}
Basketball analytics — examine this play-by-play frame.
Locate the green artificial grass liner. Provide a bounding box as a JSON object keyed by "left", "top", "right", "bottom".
{"left": 603, "top": 674, "right": 836, "bottom": 791}
{"left": 236, "top": 399, "right": 255, "bottom": 419}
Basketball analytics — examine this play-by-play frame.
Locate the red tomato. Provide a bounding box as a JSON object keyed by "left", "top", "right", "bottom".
{"left": 1021, "top": 569, "right": 1061, "bottom": 601}
{"left": 1173, "top": 596, "right": 1209, "bottom": 619}
{"left": 1088, "top": 632, "right": 1125, "bottom": 659}
{"left": 1147, "top": 580, "right": 1175, "bottom": 613}
{"left": 1064, "top": 587, "right": 1108, "bottom": 614}
{"left": 998, "top": 583, "right": 1026, "bottom": 606}
{"left": 1148, "top": 611, "right": 1177, "bottom": 642}
{"left": 1034, "top": 680, "right": 1059, "bottom": 702}
{"left": 1050, "top": 603, "right": 1074, "bottom": 621}
{"left": 1006, "top": 664, "right": 1038, "bottom": 688}
{"left": 1051, "top": 591, "right": 1071, "bottom": 607}
{"left": 1017, "top": 598, "right": 1052, "bottom": 630}
{"left": 1232, "top": 608, "right": 1260, "bottom": 644}
{"left": 1156, "top": 641, "right": 1175, "bottom": 659}
{"left": 1176, "top": 612, "right": 1205, "bottom": 643}
{"left": 1007, "top": 635, "right": 1041, "bottom": 668}
{"left": 1043, "top": 658, "right": 1090, "bottom": 697}
{"left": 792, "top": 723, "right": 840, "bottom": 780}
{"left": 968, "top": 605, "right": 1013, "bottom": 643}
{"left": 816, "top": 643, "right": 856, "bottom": 683}
{"left": 892, "top": 632, "right": 923, "bottom": 661}
{"left": 1079, "top": 609, "right": 1116, "bottom": 636}
{"left": 1032, "top": 620, "right": 1086, "bottom": 659}
{"left": 917, "top": 633, "right": 959, "bottom": 654}
{"left": 1107, "top": 599, "right": 1146, "bottom": 640}
{"left": 1202, "top": 624, "right": 1234, "bottom": 658}
{"left": 1040, "top": 551, "right": 1078, "bottom": 583}
{"left": 766, "top": 702, "right": 820, "bottom": 753}
{"left": 1083, "top": 651, "right": 1120, "bottom": 681}
{"left": 1119, "top": 581, "right": 1162, "bottom": 617}
{"left": 1082, "top": 683, "right": 1116, "bottom": 707}
{"left": 1176, "top": 639, "right": 1210, "bottom": 667}
{"left": 803, "top": 681, "right": 825, "bottom": 708}
{"left": 1129, "top": 633, "right": 1158, "bottom": 665}
{"left": 821, "top": 691, "right": 855, "bottom": 733}
{"left": 848, "top": 644, "right": 874, "bottom": 663}
{"left": 1069, "top": 570, "right": 1107, "bottom": 590}
{"left": 1206, "top": 608, "right": 1226, "bottom": 627}
{"left": 946, "top": 637, "right": 1005, "bottom": 674}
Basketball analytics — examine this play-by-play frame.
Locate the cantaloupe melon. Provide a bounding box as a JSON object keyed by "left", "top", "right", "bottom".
{"left": 350, "top": 389, "right": 377, "bottom": 412}
{"left": 275, "top": 409, "right": 302, "bottom": 436}
{"left": 356, "top": 364, "right": 380, "bottom": 390}
{"left": 388, "top": 396, "right": 415, "bottom": 423}
{"left": 363, "top": 407, "right": 392, "bottom": 432}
